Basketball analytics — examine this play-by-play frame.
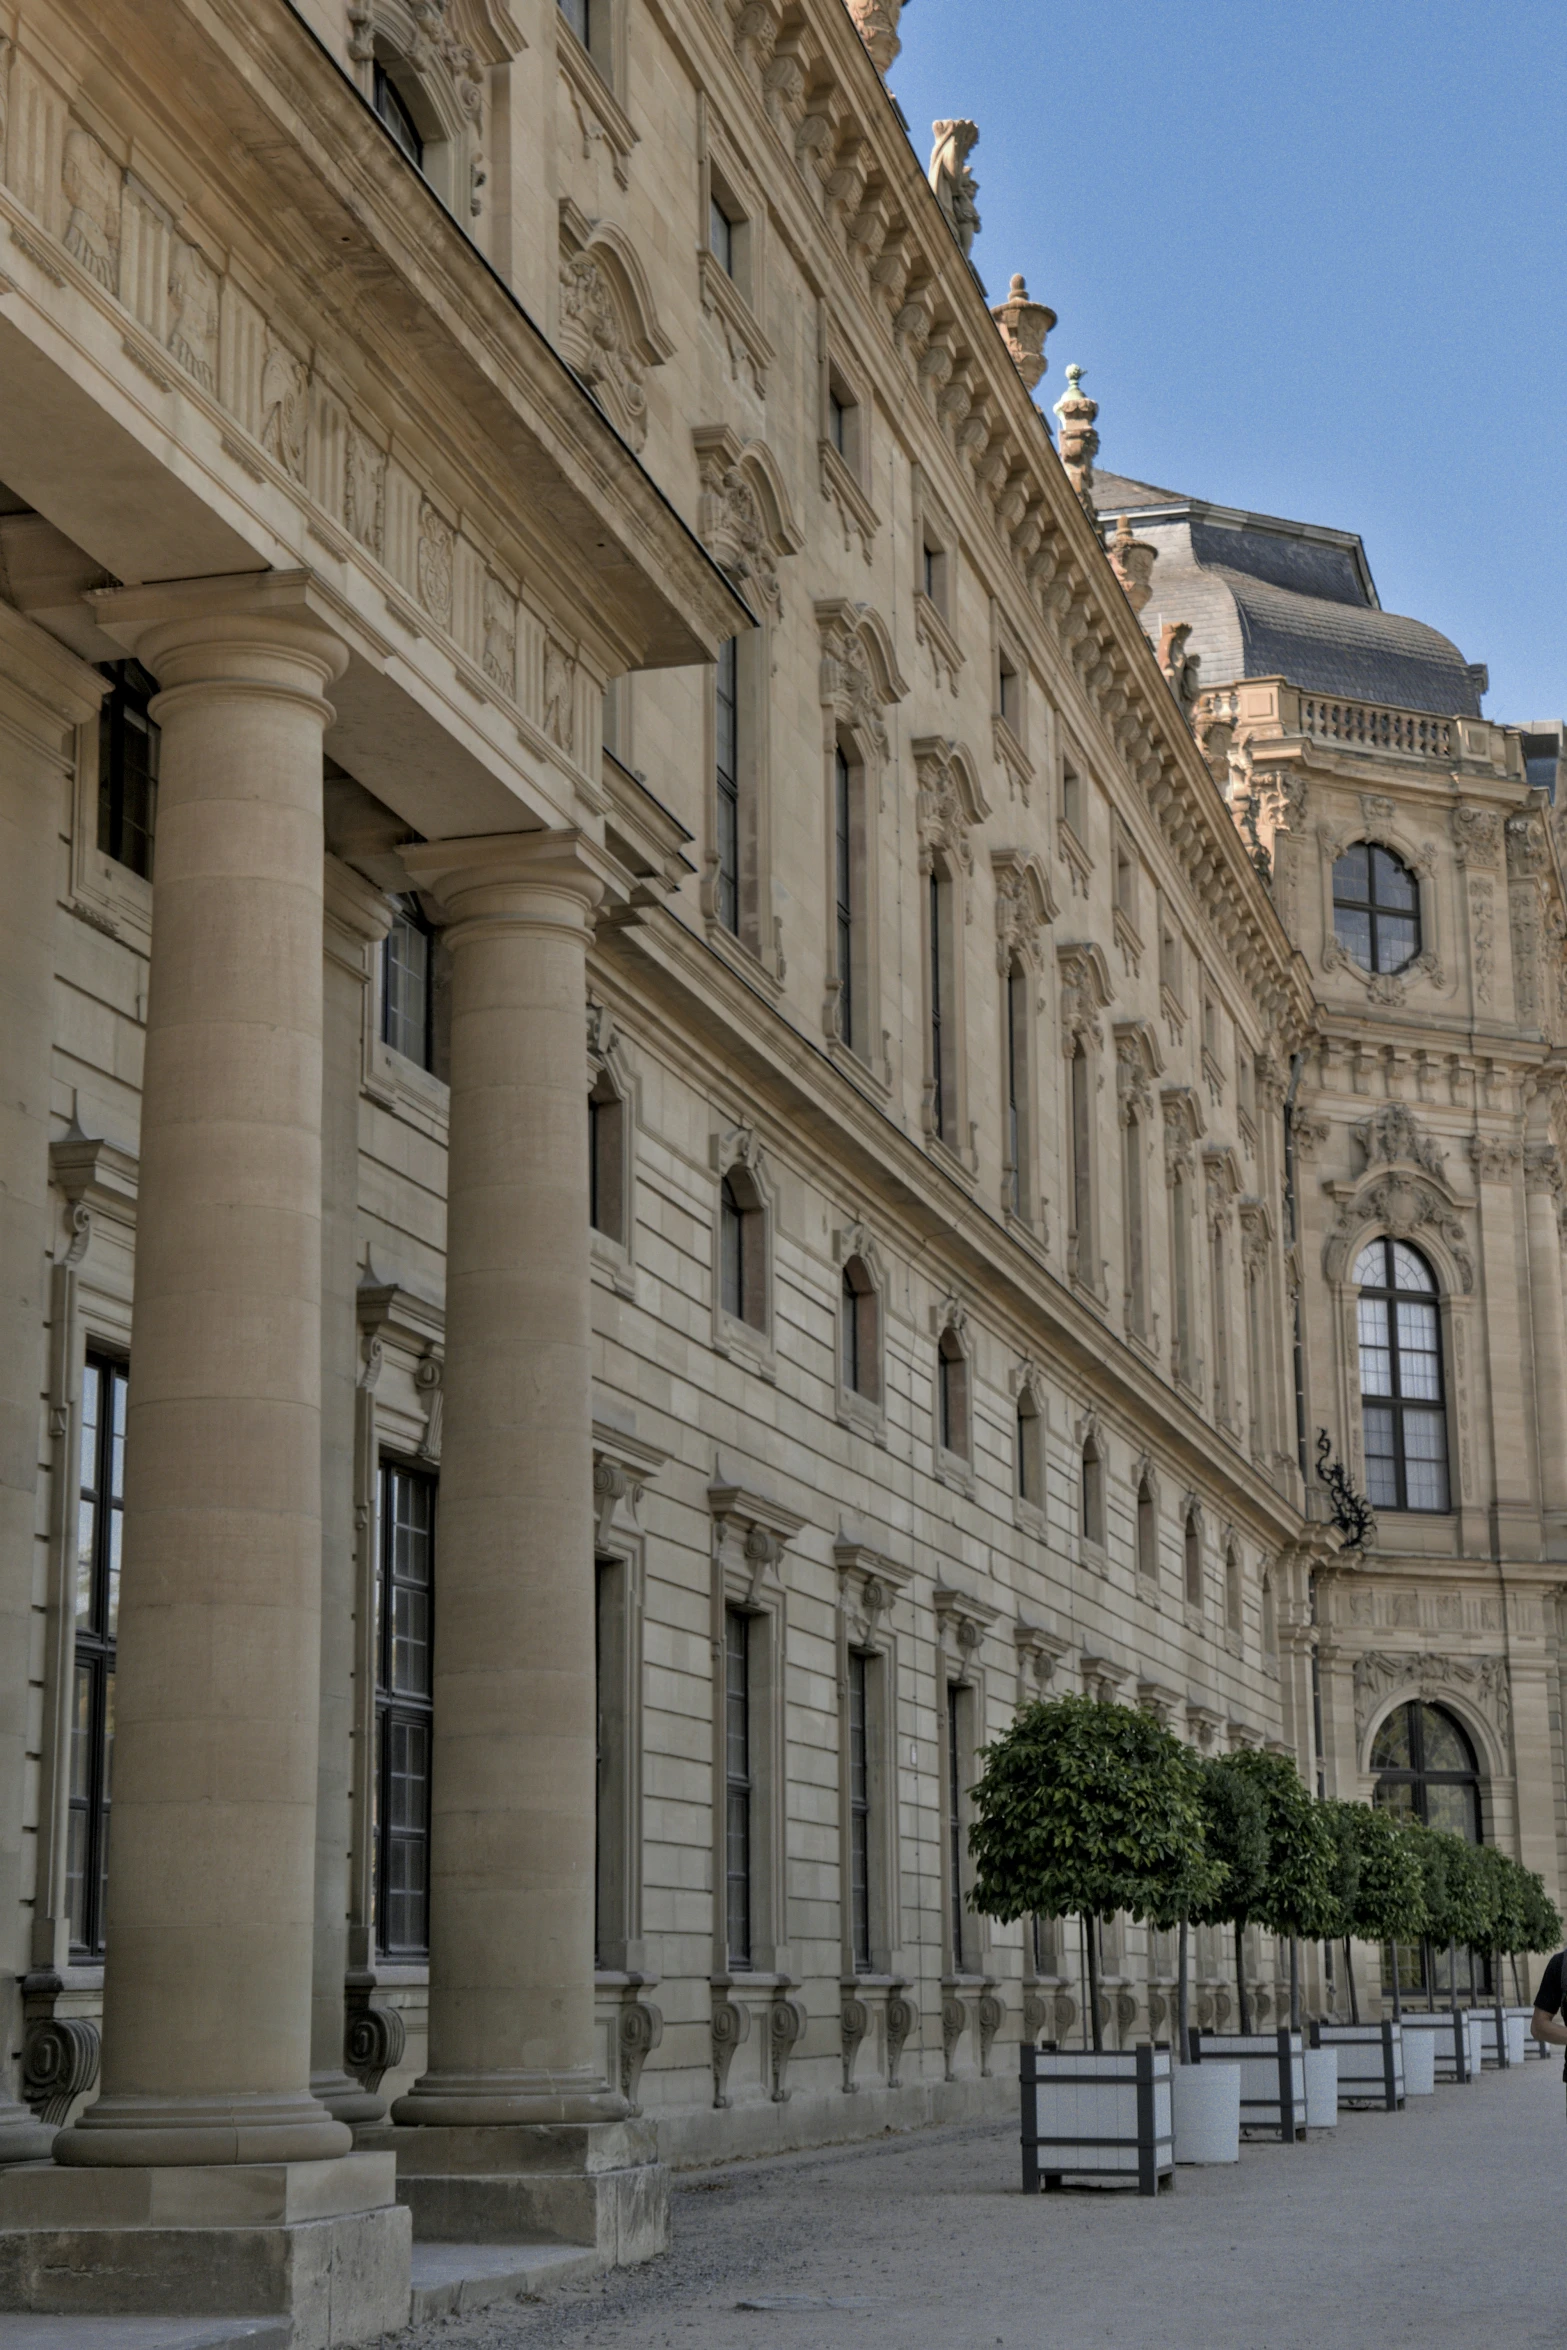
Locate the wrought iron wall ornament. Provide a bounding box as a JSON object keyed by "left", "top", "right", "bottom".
{"left": 1315, "top": 1428, "right": 1374, "bottom": 1550}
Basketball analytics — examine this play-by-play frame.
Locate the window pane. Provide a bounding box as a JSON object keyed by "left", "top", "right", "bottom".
{"left": 720, "top": 1180, "right": 743, "bottom": 1321}
{"left": 1390, "top": 1243, "right": 1434, "bottom": 1294}
{"left": 1425, "top": 1781, "right": 1477, "bottom": 1840}
{"left": 1363, "top": 1406, "right": 1398, "bottom": 1507}
{"left": 383, "top": 906, "right": 433, "bottom": 1068}
{"left": 1419, "top": 1706, "right": 1471, "bottom": 1773}
{"left": 1372, "top": 847, "right": 1417, "bottom": 910}
{"left": 1333, "top": 847, "right": 1369, "bottom": 900}
{"left": 1374, "top": 1777, "right": 1417, "bottom": 1822}
{"left": 1375, "top": 914, "right": 1417, "bottom": 973}
{"left": 1371, "top": 1705, "right": 1412, "bottom": 1769}
{"left": 1353, "top": 1240, "right": 1385, "bottom": 1288}
{"left": 709, "top": 198, "right": 733, "bottom": 273}
{"left": 1395, "top": 1301, "right": 1442, "bottom": 1398}
{"left": 559, "top": 0, "right": 589, "bottom": 39}
{"left": 1401, "top": 1410, "right": 1449, "bottom": 1511}
{"left": 1357, "top": 1296, "right": 1392, "bottom": 1394}
{"left": 1333, "top": 905, "right": 1373, "bottom": 968}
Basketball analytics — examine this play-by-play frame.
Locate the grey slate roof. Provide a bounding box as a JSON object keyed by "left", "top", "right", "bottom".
{"left": 1090, "top": 475, "right": 1481, "bottom": 717}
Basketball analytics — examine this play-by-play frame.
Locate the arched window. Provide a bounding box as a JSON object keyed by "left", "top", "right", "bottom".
{"left": 1183, "top": 1511, "right": 1202, "bottom": 1608}
{"left": 1068, "top": 1038, "right": 1092, "bottom": 1276}
{"left": 719, "top": 1169, "right": 766, "bottom": 1331}
{"left": 1224, "top": 1545, "right": 1242, "bottom": 1637}
{"left": 833, "top": 742, "right": 864, "bottom": 1055}
{"left": 1355, "top": 1239, "right": 1449, "bottom": 1512}
{"left": 373, "top": 58, "right": 425, "bottom": 166}
{"left": 1135, "top": 1477, "right": 1158, "bottom": 1584}
{"left": 928, "top": 863, "right": 957, "bottom": 1144}
{"left": 1080, "top": 1434, "right": 1105, "bottom": 1548}
{"left": 1004, "top": 960, "right": 1031, "bottom": 1219}
{"left": 937, "top": 1326, "right": 969, "bottom": 1461}
{"left": 1016, "top": 1386, "right": 1042, "bottom": 1505}
{"left": 1372, "top": 1702, "right": 1481, "bottom": 1842}
{"left": 1261, "top": 1572, "right": 1277, "bottom": 1662}
{"left": 841, "top": 1256, "right": 879, "bottom": 1404}
{"left": 589, "top": 1073, "right": 626, "bottom": 1244}
{"left": 1332, "top": 844, "right": 1420, "bottom": 975}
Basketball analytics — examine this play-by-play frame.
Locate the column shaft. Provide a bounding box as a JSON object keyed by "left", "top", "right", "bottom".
{"left": 393, "top": 833, "right": 620, "bottom": 2124}
{"left": 56, "top": 584, "right": 350, "bottom": 2168}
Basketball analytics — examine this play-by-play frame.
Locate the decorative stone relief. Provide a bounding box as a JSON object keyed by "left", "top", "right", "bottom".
{"left": 482, "top": 575, "right": 517, "bottom": 696}
{"left": 976, "top": 1990, "right": 1006, "bottom": 2077}
{"left": 1350, "top": 1103, "right": 1445, "bottom": 1180}
{"left": 1451, "top": 805, "right": 1501, "bottom": 866}
{"left": 260, "top": 339, "right": 309, "bottom": 481}
{"left": 845, "top": 0, "right": 906, "bottom": 73}
{"left": 617, "top": 1994, "right": 664, "bottom": 2114}
{"left": 928, "top": 119, "right": 980, "bottom": 257}
{"left": 1107, "top": 514, "right": 1157, "bottom": 613}
{"left": 21, "top": 2012, "right": 100, "bottom": 2125}
{"left": 1057, "top": 940, "right": 1113, "bottom": 1053}
{"left": 816, "top": 598, "right": 907, "bottom": 758}
{"left": 767, "top": 1990, "right": 808, "bottom": 2101}
{"left": 343, "top": 1997, "right": 407, "bottom": 2099}
{"left": 345, "top": 427, "right": 386, "bottom": 559}
{"left": 885, "top": 1987, "right": 917, "bottom": 2087}
{"left": 416, "top": 499, "right": 455, "bottom": 630}
{"left": 1507, "top": 815, "right": 1549, "bottom": 877}
{"left": 693, "top": 429, "right": 805, "bottom": 616}
{"left": 1352, "top": 1650, "right": 1511, "bottom": 1750}
{"left": 1468, "top": 1135, "right": 1521, "bottom": 1186}
{"left": 1323, "top": 1173, "right": 1473, "bottom": 1291}
{"left": 541, "top": 636, "right": 576, "bottom": 754}
{"left": 62, "top": 127, "right": 120, "bottom": 290}
{"left": 166, "top": 241, "right": 219, "bottom": 391}
{"left": 1525, "top": 1144, "right": 1562, "bottom": 1197}
{"left": 1052, "top": 364, "right": 1098, "bottom": 512}
{"left": 1157, "top": 621, "right": 1200, "bottom": 710}
{"left": 991, "top": 848, "right": 1052, "bottom": 973}
{"left": 913, "top": 736, "right": 988, "bottom": 878}
{"left": 940, "top": 1993, "right": 969, "bottom": 2080}
{"left": 840, "top": 1993, "right": 871, "bottom": 2092}
{"left": 557, "top": 220, "right": 674, "bottom": 454}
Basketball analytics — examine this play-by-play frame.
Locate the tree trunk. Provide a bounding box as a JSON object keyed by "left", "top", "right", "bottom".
{"left": 1177, "top": 1912, "right": 1191, "bottom": 2064}
{"left": 1512, "top": 1952, "right": 1524, "bottom": 2005}
{"left": 1420, "top": 1937, "right": 1434, "bottom": 2010}
{"left": 1448, "top": 1938, "right": 1460, "bottom": 2014}
{"left": 1344, "top": 1936, "right": 1360, "bottom": 2025}
{"left": 1289, "top": 1934, "right": 1301, "bottom": 2034}
{"left": 1085, "top": 1913, "right": 1103, "bottom": 2053}
{"left": 1235, "top": 1919, "right": 1252, "bottom": 2035}
{"left": 1492, "top": 1961, "right": 1509, "bottom": 2068}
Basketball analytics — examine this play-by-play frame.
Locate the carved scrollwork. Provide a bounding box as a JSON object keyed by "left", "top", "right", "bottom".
{"left": 343, "top": 2000, "right": 407, "bottom": 2099}
{"left": 617, "top": 1996, "right": 664, "bottom": 2114}
{"left": 976, "top": 1990, "right": 1006, "bottom": 2078}
{"left": 1323, "top": 1173, "right": 1473, "bottom": 1292}
{"left": 22, "top": 2014, "right": 100, "bottom": 2125}
{"left": 1352, "top": 1649, "right": 1511, "bottom": 1751}
{"left": 768, "top": 1991, "right": 808, "bottom": 2102}
{"left": 940, "top": 1993, "right": 969, "bottom": 2082}
{"left": 711, "top": 1995, "right": 751, "bottom": 2108}
{"left": 840, "top": 1993, "right": 871, "bottom": 2092}
{"left": 885, "top": 1988, "right": 918, "bottom": 2086}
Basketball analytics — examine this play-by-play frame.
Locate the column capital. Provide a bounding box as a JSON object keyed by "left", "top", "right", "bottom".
{"left": 324, "top": 854, "right": 395, "bottom": 972}
{"left": 90, "top": 569, "right": 349, "bottom": 702}
{"left": 401, "top": 828, "right": 626, "bottom": 942}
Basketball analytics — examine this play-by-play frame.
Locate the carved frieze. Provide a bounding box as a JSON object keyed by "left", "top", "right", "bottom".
{"left": 1352, "top": 1650, "right": 1511, "bottom": 1750}
{"left": 913, "top": 736, "right": 988, "bottom": 877}
{"left": 991, "top": 849, "right": 1052, "bottom": 973}
{"left": 1350, "top": 1103, "right": 1445, "bottom": 1181}
{"left": 693, "top": 428, "right": 804, "bottom": 617}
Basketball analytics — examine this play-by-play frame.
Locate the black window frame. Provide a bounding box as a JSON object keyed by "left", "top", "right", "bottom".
{"left": 1332, "top": 842, "right": 1421, "bottom": 976}
{"left": 847, "top": 1650, "right": 872, "bottom": 1975}
{"left": 724, "top": 1605, "right": 752, "bottom": 1971}
{"left": 1372, "top": 1699, "right": 1481, "bottom": 1843}
{"left": 372, "top": 61, "right": 425, "bottom": 169}
{"left": 67, "top": 1350, "right": 127, "bottom": 1959}
{"left": 1355, "top": 1236, "right": 1450, "bottom": 1514}
{"left": 374, "top": 1459, "right": 436, "bottom": 1960}
{"left": 96, "top": 659, "right": 159, "bottom": 881}
{"left": 715, "top": 638, "right": 740, "bottom": 937}
{"left": 382, "top": 895, "right": 436, "bottom": 1072}
{"left": 946, "top": 1681, "right": 968, "bottom": 1973}
{"left": 834, "top": 742, "right": 855, "bottom": 1050}
{"left": 558, "top": 0, "right": 591, "bottom": 43}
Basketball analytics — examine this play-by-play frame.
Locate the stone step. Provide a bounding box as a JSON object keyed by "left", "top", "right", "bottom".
{"left": 409, "top": 2239, "right": 604, "bottom": 2320}
{"left": 0, "top": 2322, "right": 288, "bottom": 2349}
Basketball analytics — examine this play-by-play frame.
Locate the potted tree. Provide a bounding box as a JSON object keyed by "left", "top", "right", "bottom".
{"left": 1145, "top": 1757, "right": 1263, "bottom": 2163}
{"left": 969, "top": 1695, "right": 1217, "bottom": 2189}
{"left": 1475, "top": 1850, "right": 1559, "bottom": 2066}
{"left": 1330, "top": 1803, "right": 1430, "bottom": 2093}
{"left": 1401, "top": 1824, "right": 1488, "bottom": 2082}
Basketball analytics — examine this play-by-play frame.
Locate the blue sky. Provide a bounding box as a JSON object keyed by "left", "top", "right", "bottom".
{"left": 891, "top": 0, "right": 1564, "bottom": 724}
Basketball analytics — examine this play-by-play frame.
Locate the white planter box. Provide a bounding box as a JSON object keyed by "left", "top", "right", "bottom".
{"left": 1476, "top": 2012, "right": 1527, "bottom": 2068}
{"left": 1401, "top": 2010, "right": 1481, "bottom": 2084}
{"left": 1509, "top": 2006, "right": 1550, "bottom": 2060}
{"left": 1171, "top": 2061, "right": 1240, "bottom": 2164}
{"left": 1303, "top": 2048, "right": 1338, "bottom": 2131}
{"left": 1193, "top": 2029, "right": 1305, "bottom": 2141}
{"left": 1021, "top": 2046, "right": 1173, "bottom": 2195}
{"left": 1402, "top": 2027, "right": 1436, "bottom": 2096}
{"left": 1313, "top": 2021, "right": 1404, "bottom": 2109}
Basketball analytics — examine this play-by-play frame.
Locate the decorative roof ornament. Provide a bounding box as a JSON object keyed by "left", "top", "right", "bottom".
{"left": 1107, "top": 513, "right": 1156, "bottom": 613}
{"left": 1051, "top": 363, "right": 1098, "bottom": 512}
{"left": 845, "top": 0, "right": 907, "bottom": 74}
{"left": 1157, "top": 619, "right": 1200, "bottom": 709}
{"left": 989, "top": 273, "right": 1055, "bottom": 394}
{"left": 928, "top": 119, "right": 981, "bottom": 258}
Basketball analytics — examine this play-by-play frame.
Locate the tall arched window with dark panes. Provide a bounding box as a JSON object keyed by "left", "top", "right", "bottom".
{"left": 1183, "top": 1511, "right": 1202, "bottom": 1609}
{"left": 382, "top": 895, "right": 435, "bottom": 1071}
{"left": 1122, "top": 1105, "right": 1146, "bottom": 1338}
{"left": 946, "top": 1682, "right": 970, "bottom": 1972}
{"left": 1332, "top": 843, "right": 1420, "bottom": 975}
{"left": 937, "top": 1327, "right": 969, "bottom": 1460}
{"left": 588, "top": 1075, "right": 625, "bottom": 1244}
{"left": 375, "top": 1462, "right": 435, "bottom": 1958}
{"left": 841, "top": 1256, "right": 878, "bottom": 1403}
{"left": 67, "top": 1352, "right": 126, "bottom": 1956}
{"left": 1373, "top": 1701, "right": 1480, "bottom": 1840}
{"left": 1136, "top": 1476, "right": 1158, "bottom": 1585}
{"left": 372, "top": 60, "right": 424, "bottom": 166}
{"left": 714, "top": 638, "right": 741, "bottom": 937}
{"left": 724, "top": 1606, "right": 752, "bottom": 1970}
{"left": 1081, "top": 1434, "right": 1105, "bottom": 1548}
{"left": 834, "top": 743, "right": 856, "bottom": 1050}
{"left": 1068, "top": 1038, "right": 1092, "bottom": 1280}
{"left": 1005, "top": 960, "right": 1028, "bottom": 1218}
{"left": 1209, "top": 1208, "right": 1231, "bottom": 1424}
{"left": 1170, "top": 1164, "right": 1194, "bottom": 1390}
{"left": 1355, "top": 1238, "right": 1449, "bottom": 1512}
{"left": 1016, "top": 1387, "right": 1042, "bottom": 1505}
{"left": 96, "top": 660, "right": 159, "bottom": 879}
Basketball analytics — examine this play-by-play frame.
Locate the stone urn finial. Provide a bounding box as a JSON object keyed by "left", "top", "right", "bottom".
{"left": 990, "top": 272, "right": 1056, "bottom": 393}
{"left": 845, "top": 0, "right": 907, "bottom": 74}
{"left": 1052, "top": 362, "right": 1099, "bottom": 512}
{"left": 1107, "top": 512, "right": 1157, "bottom": 613}
{"left": 929, "top": 119, "right": 981, "bottom": 258}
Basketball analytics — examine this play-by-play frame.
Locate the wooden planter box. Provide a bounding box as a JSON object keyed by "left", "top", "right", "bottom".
{"left": 1312, "top": 2021, "right": 1404, "bottom": 2110}
{"left": 1191, "top": 2028, "right": 1305, "bottom": 2141}
{"left": 1020, "top": 2044, "right": 1173, "bottom": 2196}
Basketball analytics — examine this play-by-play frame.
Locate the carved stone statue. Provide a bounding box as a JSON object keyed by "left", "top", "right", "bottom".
{"left": 1107, "top": 513, "right": 1156, "bottom": 613}
{"left": 1051, "top": 363, "right": 1098, "bottom": 511}
{"left": 990, "top": 273, "right": 1055, "bottom": 393}
{"left": 928, "top": 119, "right": 981, "bottom": 258}
{"left": 846, "top": 0, "right": 907, "bottom": 74}
{"left": 1158, "top": 619, "right": 1200, "bottom": 708}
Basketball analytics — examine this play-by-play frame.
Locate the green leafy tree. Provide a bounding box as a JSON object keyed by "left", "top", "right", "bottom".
{"left": 1406, "top": 1825, "right": 1494, "bottom": 2011}
{"left": 968, "top": 1696, "right": 1220, "bottom": 2051}
{"left": 1473, "top": 1849, "right": 1562, "bottom": 2024}
{"left": 1516, "top": 1865, "right": 1564, "bottom": 2004}
{"left": 1338, "top": 1804, "right": 1426, "bottom": 2020}
{"left": 1217, "top": 1750, "right": 1339, "bottom": 2030}
{"left": 1186, "top": 1759, "right": 1270, "bottom": 2036}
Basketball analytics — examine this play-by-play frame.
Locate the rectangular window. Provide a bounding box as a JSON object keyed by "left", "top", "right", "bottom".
{"left": 382, "top": 897, "right": 435, "bottom": 1070}
{"left": 1172, "top": 1171, "right": 1194, "bottom": 1387}
{"left": 715, "top": 638, "right": 740, "bottom": 937}
{"left": 835, "top": 745, "right": 855, "bottom": 1050}
{"left": 1123, "top": 1110, "right": 1146, "bottom": 1337}
{"left": 96, "top": 661, "right": 159, "bottom": 880}
{"left": 595, "top": 1555, "right": 629, "bottom": 1969}
{"left": 724, "top": 1607, "right": 752, "bottom": 1970}
{"left": 998, "top": 651, "right": 1019, "bottom": 729}
{"left": 921, "top": 537, "right": 947, "bottom": 615}
{"left": 947, "top": 1682, "right": 968, "bottom": 1973}
{"left": 68, "top": 1352, "right": 126, "bottom": 1957}
{"left": 1069, "top": 1042, "right": 1092, "bottom": 1270}
{"left": 559, "top": 0, "right": 590, "bottom": 44}
{"left": 929, "top": 871, "right": 949, "bottom": 1142}
{"left": 847, "top": 1651, "right": 871, "bottom": 1975}
{"left": 375, "top": 1462, "right": 435, "bottom": 1958}
{"left": 589, "top": 1081, "right": 626, "bottom": 1243}
{"left": 709, "top": 195, "right": 734, "bottom": 277}
{"left": 1061, "top": 763, "right": 1085, "bottom": 842}
{"left": 1005, "top": 962, "right": 1028, "bottom": 1217}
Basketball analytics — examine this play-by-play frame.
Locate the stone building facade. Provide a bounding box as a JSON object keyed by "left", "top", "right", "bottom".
{"left": 0, "top": 0, "right": 1556, "bottom": 2333}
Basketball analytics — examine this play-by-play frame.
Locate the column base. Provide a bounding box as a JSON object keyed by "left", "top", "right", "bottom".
{"left": 0, "top": 2151, "right": 410, "bottom": 2347}
{"left": 311, "top": 2068, "right": 388, "bottom": 2129}
{"left": 358, "top": 2121, "right": 669, "bottom": 2265}
{"left": 0, "top": 2097, "right": 56, "bottom": 2167}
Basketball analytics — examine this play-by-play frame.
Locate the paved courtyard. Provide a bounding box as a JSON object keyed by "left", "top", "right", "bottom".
{"left": 397, "top": 2053, "right": 1563, "bottom": 2350}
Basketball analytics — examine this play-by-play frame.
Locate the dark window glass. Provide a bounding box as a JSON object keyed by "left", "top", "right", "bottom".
{"left": 1069, "top": 1041, "right": 1091, "bottom": 1253}
{"left": 1332, "top": 844, "right": 1421, "bottom": 975}
{"left": 715, "top": 639, "right": 740, "bottom": 936}
{"left": 1183, "top": 1513, "right": 1201, "bottom": 1607}
{"left": 720, "top": 1175, "right": 744, "bottom": 1322}
{"left": 923, "top": 542, "right": 938, "bottom": 602}
{"left": 937, "top": 1333, "right": 965, "bottom": 1456}
{"left": 375, "top": 1463, "right": 435, "bottom": 1957}
{"left": 1373, "top": 1701, "right": 1480, "bottom": 1843}
{"left": 848, "top": 1652, "right": 871, "bottom": 1974}
{"left": 709, "top": 197, "right": 734, "bottom": 275}
{"left": 828, "top": 387, "right": 847, "bottom": 455}
{"left": 724, "top": 1607, "right": 752, "bottom": 1970}
{"left": 947, "top": 1683, "right": 966, "bottom": 1972}
{"left": 589, "top": 1082, "right": 625, "bottom": 1242}
{"left": 559, "top": 0, "right": 590, "bottom": 41}
{"left": 835, "top": 745, "right": 854, "bottom": 1049}
{"left": 1355, "top": 1238, "right": 1449, "bottom": 1512}
{"left": 373, "top": 63, "right": 424, "bottom": 167}
{"left": 843, "top": 1266, "right": 861, "bottom": 1396}
{"left": 929, "top": 871, "right": 946, "bottom": 1142}
{"left": 96, "top": 661, "right": 159, "bottom": 880}
{"left": 1005, "top": 961, "right": 1026, "bottom": 1215}
{"left": 382, "top": 897, "right": 435, "bottom": 1070}
{"left": 68, "top": 1353, "right": 126, "bottom": 1956}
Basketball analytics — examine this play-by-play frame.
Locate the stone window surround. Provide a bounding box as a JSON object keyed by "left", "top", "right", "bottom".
{"left": 833, "top": 1219, "right": 887, "bottom": 1441}
{"left": 591, "top": 1411, "right": 667, "bottom": 1985}
{"left": 707, "top": 1469, "right": 805, "bottom": 1990}
{"left": 815, "top": 598, "right": 907, "bottom": 1088}
{"left": 1324, "top": 1216, "right": 1468, "bottom": 1528}
{"left": 1132, "top": 1452, "right": 1161, "bottom": 1591}
{"left": 1316, "top": 816, "right": 1445, "bottom": 1001}
{"left": 992, "top": 851, "right": 1053, "bottom": 1240}
{"left": 710, "top": 1122, "right": 777, "bottom": 1376}
{"left": 933, "top": 1586, "right": 1001, "bottom": 2077}
{"left": 931, "top": 1294, "right": 974, "bottom": 1488}
{"left": 363, "top": 896, "right": 451, "bottom": 1137}
{"left": 1075, "top": 1405, "right": 1108, "bottom": 1570}
{"left": 1010, "top": 1359, "right": 1047, "bottom": 1535}
{"left": 67, "top": 687, "right": 146, "bottom": 947}
{"left": 696, "top": 97, "right": 772, "bottom": 393}
{"left": 554, "top": 0, "right": 635, "bottom": 189}
{"left": 832, "top": 1532, "right": 912, "bottom": 1984}
{"left": 587, "top": 999, "right": 637, "bottom": 1297}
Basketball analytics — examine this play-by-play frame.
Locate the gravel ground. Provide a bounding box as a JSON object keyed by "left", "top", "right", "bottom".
{"left": 390, "top": 2053, "right": 1566, "bottom": 2350}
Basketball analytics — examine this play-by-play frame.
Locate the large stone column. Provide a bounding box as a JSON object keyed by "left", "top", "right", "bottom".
{"left": 0, "top": 609, "right": 103, "bottom": 2164}
{"left": 312, "top": 860, "right": 392, "bottom": 2124}
{"left": 374, "top": 832, "right": 666, "bottom": 2259}
{"left": 1, "top": 577, "right": 407, "bottom": 2343}
{"left": 1524, "top": 1146, "right": 1567, "bottom": 1531}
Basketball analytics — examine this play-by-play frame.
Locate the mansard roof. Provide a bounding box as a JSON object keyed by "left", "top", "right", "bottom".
{"left": 1091, "top": 474, "right": 1483, "bottom": 719}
